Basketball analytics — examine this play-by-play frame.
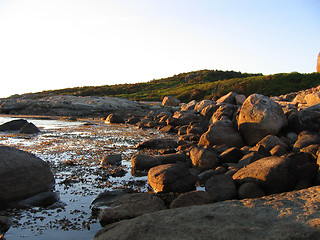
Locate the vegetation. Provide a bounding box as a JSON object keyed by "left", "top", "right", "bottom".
{"left": 24, "top": 70, "right": 320, "bottom": 102}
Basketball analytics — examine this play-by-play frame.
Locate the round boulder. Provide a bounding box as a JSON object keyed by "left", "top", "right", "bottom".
{"left": 148, "top": 164, "right": 198, "bottom": 193}
{"left": 233, "top": 156, "right": 298, "bottom": 194}
{"left": 162, "top": 96, "right": 180, "bottom": 107}
{"left": 0, "top": 146, "right": 55, "bottom": 205}
{"left": 205, "top": 174, "right": 237, "bottom": 202}
{"left": 238, "top": 94, "right": 287, "bottom": 146}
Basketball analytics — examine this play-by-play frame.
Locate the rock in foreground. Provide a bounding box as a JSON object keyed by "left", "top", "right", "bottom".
{"left": 94, "top": 186, "right": 320, "bottom": 240}
{"left": 0, "top": 146, "right": 55, "bottom": 205}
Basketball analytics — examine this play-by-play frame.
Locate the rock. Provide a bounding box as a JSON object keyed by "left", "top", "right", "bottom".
{"left": 317, "top": 52, "right": 320, "bottom": 73}
{"left": 18, "top": 191, "right": 60, "bottom": 208}
{"left": 298, "top": 105, "right": 320, "bottom": 132}
{"left": 154, "top": 153, "right": 187, "bottom": 164}
{"left": 105, "top": 114, "right": 125, "bottom": 124}
{"left": 131, "top": 154, "right": 161, "bottom": 171}
{"left": 148, "top": 164, "right": 198, "bottom": 193}
{"left": 0, "top": 119, "right": 28, "bottom": 131}
{"left": 19, "top": 122, "right": 41, "bottom": 134}
{"left": 162, "top": 96, "right": 180, "bottom": 107}
{"left": 300, "top": 144, "right": 320, "bottom": 160}
{"left": 211, "top": 104, "right": 238, "bottom": 123}
{"left": 238, "top": 182, "right": 265, "bottom": 199}
{"left": 0, "top": 95, "right": 145, "bottom": 116}
{"left": 219, "top": 147, "right": 244, "bottom": 164}
{"left": 0, "top": 216, "right": 12, "bottom": 237}
{"left": 181, "top": 100, "right": 197, "bottom": 111}
{"left": 159, "top": 125, "right": 176, "bottom": 134}
{"left": 101, "top": 154, "right": 122, "bottom": 166}
{"left": 305, "top": 92, "right": 320, "bottom": 106}
{"left": 270, "top": 145, "right": 288, "bottom": 156}
{"left": 199, "top": 120, "right": 244, "bottom": 148}
{"left": 238, "top": 147, "right": 271, "bottom": 167}
{"left": 98, "top": 193, "right": 166, "bottom": 226}
{"left": 189, "top": 147, "right": 218, "bottom": 171}
{"left": 293, "top": 131, "right": 320, "bottom": 150}
{"left": 167, "top": 111, "right": 200, "bottom": 126}
{"left": 255, "top": 135, "right": 287, "bottom": 151}
{"left": 233, "top": 156, "right": 298, "bottom": 194}
{"left": 93, "top": 186, "right": 320, "bottom": 240}
{"left": 205, "top": 174, "right": 237, "bottom": 202}
{"left": 0, "top": 146, "right": 55, "bottom": 205}
{"left": 216, "top": 91, "right": 237, "bottom": 105}
{"left": 200, "top": 104, "right": 219, "bottom": 118}
{"left": 125, "top": 116, "right": 140, "bottom": 124}
{"left": 194, "top": 100, "right": 215, "bottom": 112}
{"left": 238, "top": 94, "right": 287, "bottom": 146}
{"left": 136, "top": 138, "right": 178, "bottom": 150}
{"left": 170, "top": 191, "right": 211, "bottom": 208}
{"left": 235, "top": 94, "right": 246, "bottom": 105}
{"left": 186, "top": 123, "right": 204, "bottom": 136}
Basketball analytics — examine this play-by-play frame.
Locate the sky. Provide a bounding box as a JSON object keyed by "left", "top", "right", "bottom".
{"left": 0, "top": 0, "right": 319, "bottom": 98}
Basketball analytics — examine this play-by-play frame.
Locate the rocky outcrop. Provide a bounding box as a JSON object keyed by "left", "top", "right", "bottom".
{"left": 0, "top": 146, "right": 55, "bottom": 205}
{"left": 0, "top": 95, "right": 147, "bottom": 116}
{"left": 94, "top": 186, "right": 320, "bottom": 240}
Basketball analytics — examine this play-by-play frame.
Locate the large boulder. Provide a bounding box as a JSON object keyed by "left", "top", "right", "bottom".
{"left": 0, "top": 119, "right": 28, "bottom": 131}
{"left": 233, "top": 156, "right": 298, "bottom": 194}
{"left": 94, "top": 186, "right": 320, "bottom": 240}
{"left": 162, "top": 96, "right": 180, "bottom": 107}
{"left": 148, "top": 164, "right": 198, "bottom": 193}
{"left": 0, "top": 146, "right": 55, "bottom": 205}
{"left": 238, "top": 94, "right": 288, "bottom": 146}
{"left": 199, "top": 120, "right": 244, "bottom": 148}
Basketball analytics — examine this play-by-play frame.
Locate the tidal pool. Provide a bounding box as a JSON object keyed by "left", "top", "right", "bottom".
{"left": 0, "top": 116, "right": 167, "bottom": 240}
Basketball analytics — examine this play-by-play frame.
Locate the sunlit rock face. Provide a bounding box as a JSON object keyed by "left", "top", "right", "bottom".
{"left": 317, "top": 52, "right": 320, "bottom": 73}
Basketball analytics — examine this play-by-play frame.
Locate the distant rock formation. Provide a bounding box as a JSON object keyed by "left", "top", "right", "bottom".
{"left": 317, "top": 52, "right": 320, "bottom": 73}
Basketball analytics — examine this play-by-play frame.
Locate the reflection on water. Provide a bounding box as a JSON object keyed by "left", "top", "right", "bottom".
{"left": 0, "top": 117, "right": 164, "bottom": 240}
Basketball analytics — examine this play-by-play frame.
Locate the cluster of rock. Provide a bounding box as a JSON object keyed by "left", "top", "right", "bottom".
{"left": 95, "top": 86, "right": 320, "bottom": 239}
{"left": 0, "top": 95, "right": 148, "bottom": 117}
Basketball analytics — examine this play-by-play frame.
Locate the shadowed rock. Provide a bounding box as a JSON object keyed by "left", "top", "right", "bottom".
{"left": 94, "top": 186, "right": 320, "bottom": 240}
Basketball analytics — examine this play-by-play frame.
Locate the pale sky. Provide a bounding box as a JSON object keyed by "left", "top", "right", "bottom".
{"left": 0, "top": 0, "right": 319, "bottom": 98}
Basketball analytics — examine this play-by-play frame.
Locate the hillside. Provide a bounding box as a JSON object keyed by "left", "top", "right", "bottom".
{"left": 14, "top": 70, "right": 320, "bottom": 102}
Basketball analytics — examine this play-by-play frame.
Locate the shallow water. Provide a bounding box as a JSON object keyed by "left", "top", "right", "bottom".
{"left": 0, "top": 117, "right": 166, "bottom": 240}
